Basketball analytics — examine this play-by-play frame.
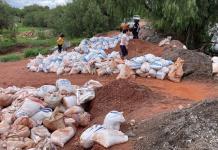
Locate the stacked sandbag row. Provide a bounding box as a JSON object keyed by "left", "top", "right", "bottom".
{"left": 74, "top": 34, "right": 132, "bottom": 54}
{"left": 27, "top": 49, "right": 121, "bottom": 76}
{"left": 125, "top": 54, "right": 174, "bottom": 80}
{"left": 0, "top": 79, "right": 102, "bottom": 149}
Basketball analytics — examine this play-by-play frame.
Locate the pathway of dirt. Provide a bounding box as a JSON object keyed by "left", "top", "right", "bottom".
{"left": 0, "top": 59, "right": 217, "bottom": 101}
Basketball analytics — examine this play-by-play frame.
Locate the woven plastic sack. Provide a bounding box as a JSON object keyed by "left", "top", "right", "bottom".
{"left": 156, "top": 71, "right": 166, "bottom": 80}
{"left": 93, "top": 129, "right": 128, "bottom": 148}
{"left": 64, "top": 106, "right": 84, "bottom": 117}
{"left": 31, "top": 126, "right": 51, "bottom": 143}
{"left": 34, "top": 85, "right": 57, "bottom": 98}
{"left": 31, "top": 108, "right": 53, "bottom": 124}
{"left": 83, "top": 80, "right": 103, "bottom": 90}
{"left": 140, "top": 62, "right": 150, "bottom": 73}
{"left": 80, "top": 125, "right": 104, "bottom": 148}
{"left": 103, "top": 111, "right": 125, "bottom": 131}
{"left": 56, "top": 79, "right": 74, "bottom": 94}
{"left": 9, "top": 125, "right": 30, "bottom": 138}
{"left": 51, "top": 127, "right": 76, "bottom": 147}
{"left": 63, "top": 96, "right": 77, "bottom": 108}
{"left": 0, "top": 93, "right": 14, "bottom": 107}
{"left": 44, "top": 93, "right": 62, "bottom": 109}
{"left": 15, "top": 97, "right": 45, "bottom": 118}
{"left": 43, "top": 111, "right": 65, "bottom": 131}
{"left": 76, "top": 88, "right": 95, "bottom": 105}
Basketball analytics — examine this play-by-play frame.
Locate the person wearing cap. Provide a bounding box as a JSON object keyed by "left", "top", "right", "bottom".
{"left": 56, "top": 33, "right": 64, "bottom": 53}
{"left": 132, "top": 19, "right": 140, "bottom": 39}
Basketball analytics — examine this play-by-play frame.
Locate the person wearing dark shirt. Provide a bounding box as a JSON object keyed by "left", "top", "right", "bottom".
{"left": 132, "top": 19, "right": 140, "bottom": 39}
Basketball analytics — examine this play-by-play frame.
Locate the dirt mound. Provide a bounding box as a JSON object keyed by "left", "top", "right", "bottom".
{"left": 162, "top": 48, "right": 213, "bottom": 80}
{"left": 134, "top": 99, "right": 218, "bottom": 150}
{"left": 90, "top": 79, "right": 160, "bottom": 117}
{"left": 106, "top": 39, "right": 163, "bottom": 58}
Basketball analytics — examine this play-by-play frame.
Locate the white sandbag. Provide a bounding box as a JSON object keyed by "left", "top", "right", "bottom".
{"left": 93, "top": 129, "right": 128, "bottom": 148}
{"left": 136, "top": 69, "right": 144, "bottom": 75}
{"left": 80, "top": 125, "right": 104, "bottom": 149}
{"left": 103, "top": 111, "right": 125, "bottom": 131}
{"left": 16, "top": 97, "right": 45, "bottom": 118}
{"left": 150, "top": 61, "right": 163, "bottom": 70}
{"left": 212, "top": 63, "right": 218, "bottom": 74}
{"left": 64, "top": 118, "right": 77, "bottom": 127}
{"left": 56, "top": 79, "right": 74, "bottom": 94}
{"left": 31, "top": 108, "right": 53, "bottom": 124}
{"left": 160, "top": 67, "right": 170, "bottom": 74}
{"left": 63, "top": 96, "right": 77, "bottom": 108}
{"left": 51, "top": 127, "right": 76, "bottom": 147}
{"left": 4, "top": 86, "right": 20, "bottom": 94}
{"left": 64, "top": 106, "right": 84, "bottom": 117}
{"left": 56, "top": 66, "right": 64, "bottom": 75}
{"left": 125, "top": 60, "right": 141, "bottom": 69}
{"left": 144, "top": 54, "right": 156, "bottom": 63}
{"left": 83, "top": 80, "right": 103, "bottom": 90}
{"left": 212, "top": 57, "right": 218, "bottom": 63}
{"left": 116, "top": 64, "right": 135, "bottom": 80}
{"left": 76, "top": 88, "right": 95, "bottom": 105}
{"left": 0, "top": 121, "right": 10, "bottom": 134}
{"left": 148, "top": 69, "right": 157, "bottom": 78}
{"left": 140, "top": 62, "right": 150, "bottom": 73}
{"left": 31, "top": 126, "right": 51, "bottom": 143}
{"left": 44, "top": 93, "right": 62, "bottom": 109}
{"left": 0, "top": 93, "right": 14, "bottom": 107}
{"left": 156, "top": 71, "right": 166, "bottom": 80}
{"left": 34, "top": 85, "right": 57, "bottom": 98}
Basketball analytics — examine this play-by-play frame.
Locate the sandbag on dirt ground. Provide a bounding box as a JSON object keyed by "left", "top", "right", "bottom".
{"left": 134, "top": 99, "right": 218, "bottom": 150}
{"left": 162, "top": 48, "right": 212, "bottom": 80}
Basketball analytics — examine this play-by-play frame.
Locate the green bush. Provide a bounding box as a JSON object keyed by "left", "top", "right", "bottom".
{"left": 0, "top": 39, "right": 17, "bottom": 52}
{"left": 24, "top": 47, "right": 49, "bottom": 58}
{"left": 0, "top": 53, "right": 23, "bottom": 62}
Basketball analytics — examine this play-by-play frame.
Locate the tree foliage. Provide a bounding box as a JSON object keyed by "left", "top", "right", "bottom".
{"left": 145, "top": 0, "right": 218, "bottom": 48}
{"left": 0, "top": 1, "right": 14, "bottom": 30}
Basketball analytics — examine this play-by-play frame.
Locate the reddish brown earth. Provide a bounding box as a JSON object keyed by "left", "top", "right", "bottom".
{"left": 106, "top": 39, "right": 164, "bottom": 58}
{"left": 1, "top": 38, "right": 218, "bottom": 150}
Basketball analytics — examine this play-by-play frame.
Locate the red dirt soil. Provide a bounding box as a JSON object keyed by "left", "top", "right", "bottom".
{"left": 106, "top": 39, "right": 164, "bottom": 58}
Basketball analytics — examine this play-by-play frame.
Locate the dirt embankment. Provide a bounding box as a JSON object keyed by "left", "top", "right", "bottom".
{"left": 134, "top": 99, "right": 218, "bottom": 150}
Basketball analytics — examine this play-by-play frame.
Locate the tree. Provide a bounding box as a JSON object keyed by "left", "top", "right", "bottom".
{"left": 0, "top": 1, "right": 14, "bottom": 30}
{"left": 144, "top": 0, "right": 218, "bottom": 49}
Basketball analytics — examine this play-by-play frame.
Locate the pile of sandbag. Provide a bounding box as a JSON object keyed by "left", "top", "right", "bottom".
{"left": 27, "top": 34, "right": 132, "bottom": 75}
{"left": 0, "top": 79, "right": 103, "bottom": 149}
{"left": 158, "top": 36, "right": 187, "bottom": 49}
{"left": 74, "top": 34, "right": 127, "bottom": 54}
{"left": 80, "top": 111, "right": 128, "bottom": 148}
{"left": 125, "top": 54, "right": 174, "bottom": 80}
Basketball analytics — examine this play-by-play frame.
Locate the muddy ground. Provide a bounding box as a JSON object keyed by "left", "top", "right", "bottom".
{"left": 0, "top": 37, "right": 218, "bottom": 149}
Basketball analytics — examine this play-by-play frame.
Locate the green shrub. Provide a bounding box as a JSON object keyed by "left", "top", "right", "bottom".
{"left": 0, "top": 39, "right": 17, "bottom": 52}
{"left": 24, "top": 47, "right": 49, "bottom": 58}
{"left": 70, "top": 37, "right": 83, "bottom": 46}
{"left": 0, "top": 53, "right": 23, "bottom": 62}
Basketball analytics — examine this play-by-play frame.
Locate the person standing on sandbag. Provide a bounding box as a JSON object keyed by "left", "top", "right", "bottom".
{"left": 57, "top": 33, "right": 64, "bottom": 53}
{"left": 132, "top": 19, "right": 140, "bottom": 39}
{"left": 120, "top": 29, "right": 129, "bottom": 59}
